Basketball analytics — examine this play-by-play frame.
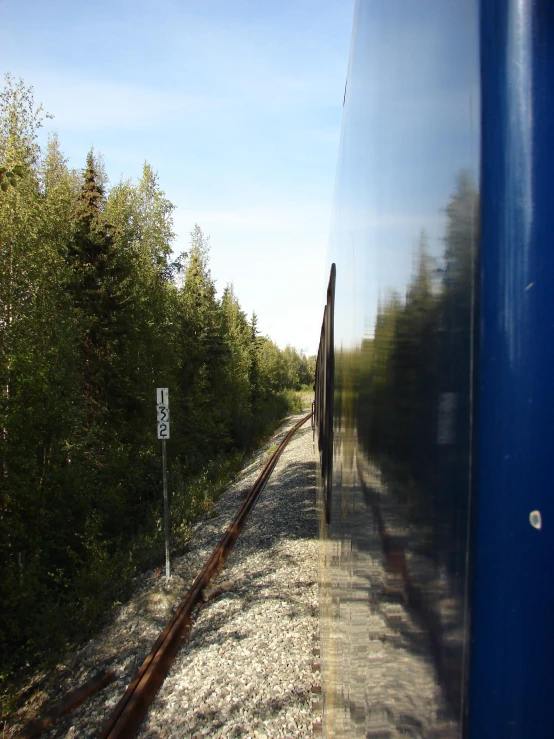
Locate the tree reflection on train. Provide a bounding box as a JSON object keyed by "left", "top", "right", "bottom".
{"left": 330, "top": 171, "right": 477, "bottom": 731}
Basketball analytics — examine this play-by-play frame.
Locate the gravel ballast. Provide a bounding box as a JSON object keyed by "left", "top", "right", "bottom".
{"left": 139, "top": 415, "right": 318, "bottom": 738}
{"left": 12, "top": 412, "right": 318, "bottom": 739}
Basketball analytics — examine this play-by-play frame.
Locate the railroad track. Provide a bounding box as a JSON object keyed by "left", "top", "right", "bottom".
{"left": 96, "top": 411, "right": 313, "bottom": 739}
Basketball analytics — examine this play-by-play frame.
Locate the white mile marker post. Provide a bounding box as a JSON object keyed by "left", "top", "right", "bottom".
{"left": 156, "top": 388, "right": 170, "bottom": 580}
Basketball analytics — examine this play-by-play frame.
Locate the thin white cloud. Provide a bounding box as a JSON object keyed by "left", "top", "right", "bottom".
{"left": 26, "top": 72, "right": 215, "bottom": 130}
{"left": 173, "top": 202, "right": 329, "bottom": 233}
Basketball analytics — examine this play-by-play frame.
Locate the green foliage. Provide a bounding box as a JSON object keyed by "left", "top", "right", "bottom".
{"left": 0, "top": 163, "right": 23, "bottom": 191}
{"left": 0, "top": 75, "right": 308, "bottom": 713}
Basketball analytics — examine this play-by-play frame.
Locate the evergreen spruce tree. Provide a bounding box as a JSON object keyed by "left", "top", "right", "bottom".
{"left": 68, "top": 151, "right": 131, "bottom": 415}
{"left": 248, "top": 311, "right": 261, "bottom": 405}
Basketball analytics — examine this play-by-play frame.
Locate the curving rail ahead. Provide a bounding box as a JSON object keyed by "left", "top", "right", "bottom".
{"left": 100, "top": 411, "right": 313, "bottom": 739}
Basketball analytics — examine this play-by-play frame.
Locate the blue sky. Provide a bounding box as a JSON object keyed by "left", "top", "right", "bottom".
{"left": 0, "top": 0, "right": 355, "bottom": 355}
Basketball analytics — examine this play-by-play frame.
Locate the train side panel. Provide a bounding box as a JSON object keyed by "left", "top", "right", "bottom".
{"left": 469, "top": 2, "right": 554, "bottom": 736}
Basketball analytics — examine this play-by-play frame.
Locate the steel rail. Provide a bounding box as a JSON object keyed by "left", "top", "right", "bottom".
{"left": 99, "top": 411, "right": 312, "bottom": 739}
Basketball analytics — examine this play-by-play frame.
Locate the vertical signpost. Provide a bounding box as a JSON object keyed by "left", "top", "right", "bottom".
{"left": 156, "top": 388, "right": 170, "bottom": 580}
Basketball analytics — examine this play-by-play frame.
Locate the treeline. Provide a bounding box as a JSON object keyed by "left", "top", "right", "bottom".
{"left": 0, "top": 75, "right": 313, "bottom": 684}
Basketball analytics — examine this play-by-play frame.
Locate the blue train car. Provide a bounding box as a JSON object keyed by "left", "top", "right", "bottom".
{"left": 315, "top": 1, "right": 554, "bottom": 737}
